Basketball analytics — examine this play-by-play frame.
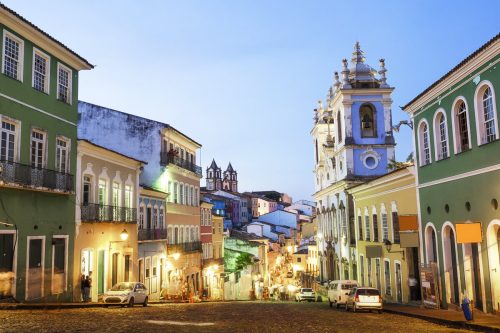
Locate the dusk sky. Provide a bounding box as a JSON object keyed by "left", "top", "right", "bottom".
{"left": 4, "top": 0, "right": 499, "bottom": 201}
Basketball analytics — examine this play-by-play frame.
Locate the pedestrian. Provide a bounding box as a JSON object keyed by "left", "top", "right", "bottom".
{"left": 80, "top": 274, "right": 86, "bottom": 302}
{"left": 83, "top": 275, "right": 91, "bottom": 302}
{"left": 408, "top": 274, "right": 418, "bottom": 301}
{"left": 279, "top": 285, "right": 286, "bottom": 301}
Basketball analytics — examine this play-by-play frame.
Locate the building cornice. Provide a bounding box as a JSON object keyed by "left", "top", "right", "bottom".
{"left": 0, "top": 4, "right": 93, "bottom": 70}
{"left": 404, "top": 35, "right": 500, "bottom": 115}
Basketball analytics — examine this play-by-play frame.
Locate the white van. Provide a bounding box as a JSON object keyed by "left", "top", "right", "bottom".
{"left": 327, "top": 280, "right": 358, "bottom": 308}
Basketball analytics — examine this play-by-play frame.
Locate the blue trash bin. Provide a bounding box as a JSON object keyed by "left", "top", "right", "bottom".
{"left": 461, "top": 297, "right": 472, "bottom": 321}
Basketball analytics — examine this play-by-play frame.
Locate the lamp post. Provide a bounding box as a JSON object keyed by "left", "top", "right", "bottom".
{"left": 384, "top": 239, "right": 405, "bottom": 260}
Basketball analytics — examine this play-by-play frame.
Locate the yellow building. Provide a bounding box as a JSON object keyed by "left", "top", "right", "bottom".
{"left": 162, "top": 127, "right": 203, "bottom": 298}
{"left": 74, "top": 140, "right": 144, "bottom": 302}
{"left": 348, "top": 166, "right": 419, "bottom": 304}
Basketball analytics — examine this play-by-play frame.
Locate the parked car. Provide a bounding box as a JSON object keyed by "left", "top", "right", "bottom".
{"left": 295, "top": 288, "right": 316, "bottom": 302}
{"left": 345, "top": 287, "right": 383, "bottom": 313}
{"left": 327, "top": 280, "right": 358, "bottom": 308}
{"left": 103, "top": 282, "right": 148, "bottom": 307}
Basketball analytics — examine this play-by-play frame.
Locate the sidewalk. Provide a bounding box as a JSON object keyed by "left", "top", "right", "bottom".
{"left": 384, "top": 303, "right": 500, "bottom": 333}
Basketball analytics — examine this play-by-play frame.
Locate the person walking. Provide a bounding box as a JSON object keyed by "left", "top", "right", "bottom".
{"left": 80, "top": 274, "right": 86, "bottom": 302}
{"left": 83, "top": 275, "right": 91, "bottom": 302}
{"left": 408, "top": 275, "right": 418, "bottom": 301}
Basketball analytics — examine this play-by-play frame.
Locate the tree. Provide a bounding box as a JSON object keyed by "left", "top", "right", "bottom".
{"left": 235, "top": 253, "right": 253, "bottom": 271}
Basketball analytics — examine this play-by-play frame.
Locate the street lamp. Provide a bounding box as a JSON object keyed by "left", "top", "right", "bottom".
{"left": 384, "top": 239, "right": 405, "bottom": 260}
{"left": 120, "top": 229, "right": 129, "bottom": 241}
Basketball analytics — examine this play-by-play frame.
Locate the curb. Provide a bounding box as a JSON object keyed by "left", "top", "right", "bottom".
{"left": 384, "top": 308, "right": 500, "bottom": 333}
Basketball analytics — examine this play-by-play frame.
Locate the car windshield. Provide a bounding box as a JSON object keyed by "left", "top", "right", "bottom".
{"left": 357, "top": 289, "right": 380, "bottom": 296}
{"left": 301, "top": 288, "right": 313, "bottom": 292}
{"left": 341, "top": 284, "right": 357, "bottom": 290}
{"left": 110, "top": 282, "right": 134, "bottom": 291}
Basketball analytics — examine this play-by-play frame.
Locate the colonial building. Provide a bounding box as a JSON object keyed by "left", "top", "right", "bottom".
{"left": 312, "top": 42, "right": 395, "bottom": 282}
{"left": 78, "top": 101, "right": 203, "bottom": 300}
{"left": 348, "top": 165, "right": 419, "bottom": 304}
{"left": 74, "top": 140, "right": 143, "bottom": 302}
{"left": 0, "top": 4, "right": 92, "bottom": 301}
{"left": 403, "top": 33, "right": 500, "bottom": 313}
{"left": 138, "top": 185, "right": 167, "bottom": 301}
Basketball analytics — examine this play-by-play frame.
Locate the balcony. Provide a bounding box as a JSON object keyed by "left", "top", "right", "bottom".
{"left": 0, "top": 160, "right": 73, "bottom": 193}
{"left": 168, "top": 241, "right": 202, "bottom": 254}
{"left": 81, "top": 203, "right": 137, "bottom": 223}
{"left": 202, "top": 257, "right": 224, "bottom": 267}
{"left": 138, "top": 228, "right": 167, "bottom": 241}
{"left": 160, "top": 152, "right": 202, "bottom": 176}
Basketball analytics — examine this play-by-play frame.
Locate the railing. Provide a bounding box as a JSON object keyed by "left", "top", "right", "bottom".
{"left": 81, "top": 203, "right": 137, "bottom": 223}
{"left": 0, "top": 160, "right": 73, "bottom": 192}
{"left": 168, "top": 241, "right": 202, "bottom": 254}
{"left": 138, "top": 228, "right": 167, "bottom": 241}
{"left": 202, "top": 257, "right": 224, "bottom": 267}
{"left": 160, "top": 153, "right": 202, "bottom": 176}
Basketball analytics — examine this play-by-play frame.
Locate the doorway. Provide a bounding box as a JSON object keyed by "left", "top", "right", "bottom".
{"left": 471, "top": 244, "right": 483, "bottom": 311}
{"left": 395, "top": 262, "right": 403, "bottom": 303}
{"left": 26, "top": 237, "right": 44, "bottom": 300}
{"left": 486, "top": 221, "right": 500, "bottom": 312}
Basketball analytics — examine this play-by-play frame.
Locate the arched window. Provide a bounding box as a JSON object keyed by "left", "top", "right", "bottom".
{"left": 452, "top": 99, "right": 470, "bottom": 153}
{"left": 475, "top": 84, "right": 498, "bottom": 144}
{"left": 337, "top": 111, "right": 343, "bottom": 143}
{"left": 433, "top": 111, "right": 448, "bottom": 160}
{"left": 418, "top": 121, "right": 431, "bottom": 166}
{"left": 360, "top": 104, "right": 376, "bottom": 137}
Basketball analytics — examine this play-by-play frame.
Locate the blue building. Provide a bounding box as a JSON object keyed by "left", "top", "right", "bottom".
{"left": 311, "top": 43, "right": 395, "bottom": 281}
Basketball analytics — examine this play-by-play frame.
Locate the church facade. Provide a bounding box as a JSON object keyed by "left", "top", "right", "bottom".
{"left": 312, "top": 43, "right": 396, "bottom": 282}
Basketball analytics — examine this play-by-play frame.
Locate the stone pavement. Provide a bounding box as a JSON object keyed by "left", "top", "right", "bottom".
{"left": 384, "top": 303, "right": 500, "bottom": 333}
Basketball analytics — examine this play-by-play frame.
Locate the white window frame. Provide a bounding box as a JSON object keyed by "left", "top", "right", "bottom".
{"left": 2, "top": 30, "right": 24, "bottom": 81}
{"left": 451, "top": 97, "right": 471, "bottom": 154}
{"left": 51, "top": 235, "right": 68, "bottom": 295}
{"left": 32, "top": 48, "right": 50, "bottom": 93}
{"left": 55, "top": 136, "right": 70, "bottom": 173}
{"left": 383, "top": 258, "right": 392, "bottom": 296}
{"left": 474, "top": 81, "right": 498, "bottom": 145}
{"left": 381, "top": 205, "right": 389, "bottom": 242}
{"left": 25, "top": 235, "right": 45, "bottom": 300}
{"left": 417, "top": 119, "right": 432, "bottom": 166}
{"left": 0, "top": 116, "right": 21, "bottom": 163}
{"left": 30, "top": 129, "right": 47, "bottom": 168}
{"left": 433, "top": 109, "right": 449, "bottom": 160}
{"left": 56, "top": 63, "right": 72, "bottom": 105}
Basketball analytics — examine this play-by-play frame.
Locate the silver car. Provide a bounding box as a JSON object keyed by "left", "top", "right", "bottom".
{"left": 345, "top": 287, "right": 383, "bottom": 313}
{"left": 295, "top": 288, "right": 316, "bottom": 302}
{"left": 103, "top": 282, "right": 148, "bottom": 307}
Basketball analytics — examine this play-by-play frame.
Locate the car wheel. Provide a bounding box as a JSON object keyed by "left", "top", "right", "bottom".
{"left": 143, "top": 297, "right": 148, "bottom": 307}
{"left": 128, "top": 297, "right": 134, "bottom": 308}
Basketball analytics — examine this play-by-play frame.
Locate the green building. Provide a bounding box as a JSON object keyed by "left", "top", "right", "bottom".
{"left": 404, "top": 33, "right": 499, "bottom": 313}
{"left": 0, "top": 4, "right": 92, "bottom": 301}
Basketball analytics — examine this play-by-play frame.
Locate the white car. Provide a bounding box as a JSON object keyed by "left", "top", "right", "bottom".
{"left": 103, "top": 282, "right": 148, "bottom": 307}
{"left": 345, "top": 287, "right": 383, "bottom": 313}
{"left": 327, "top": 280, "right": 358, "bottom": 308}
{"left": 295, "top": 288, "right": 316, "bottom": 302}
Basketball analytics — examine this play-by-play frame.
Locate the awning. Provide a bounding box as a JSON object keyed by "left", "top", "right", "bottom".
{"left": 399, "top": 215, "right": 418, "bottom": 231}
{"left": 366, "top": 245, "right": 383, "bottom": 258}
{"left": 399, "top": 232, "right": 419, "bottom": 248}
{"left": 456, "top": 222, "right": 482, "bottom": 243}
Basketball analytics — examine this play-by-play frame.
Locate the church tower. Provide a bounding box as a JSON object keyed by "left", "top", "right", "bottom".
{"left": 222, "top": 162, "right": 238, "bottom": 192}
{"left": 312, "top": 42, "right": 395, "bottom": 282}
{"left": 206, "top": 159, "right": 222, "bottom": 191}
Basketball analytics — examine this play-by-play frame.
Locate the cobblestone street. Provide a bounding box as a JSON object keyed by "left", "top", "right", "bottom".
{"left": 0, "top": 302, "right": 476, "bottom": 333}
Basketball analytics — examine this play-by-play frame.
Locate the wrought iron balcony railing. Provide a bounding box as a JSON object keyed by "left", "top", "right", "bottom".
{"left": 0, "top": 160, "right": 73, "bottom": 192}
{"left": 160, "top": 153, "right": 202, "bottom": 176}
{"left": 138, "top": 228, "right": 168, "bottom": 241}
{"left": 167, "top": 241, "right": 202, "bottom": 254}
{"left": 81, "top": 203, "right": 137, "bottom": 223}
